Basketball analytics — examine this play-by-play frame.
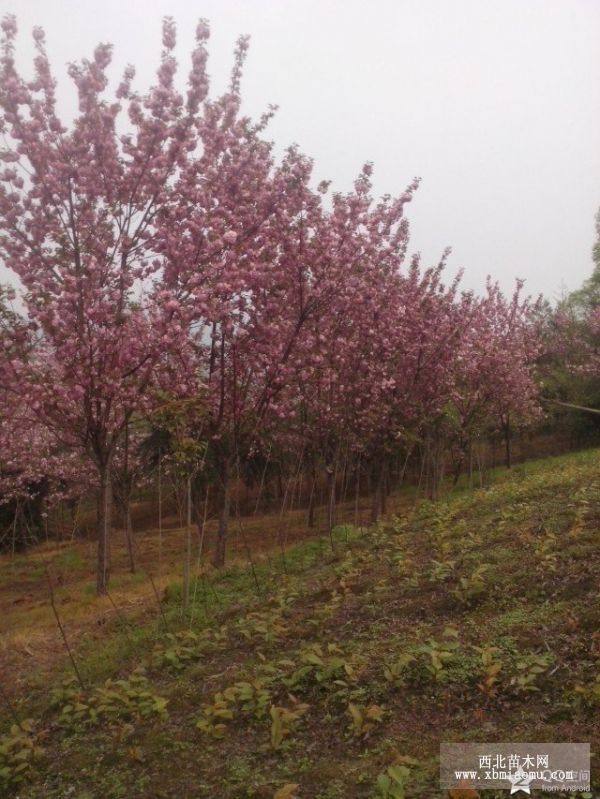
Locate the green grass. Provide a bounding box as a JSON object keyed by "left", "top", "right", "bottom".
{"left": 1, "top": 448, "right": 600, "bottom": 798}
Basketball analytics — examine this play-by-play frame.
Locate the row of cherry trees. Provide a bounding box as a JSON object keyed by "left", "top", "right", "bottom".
{"left": 0, "top": 16, "right": 542, "bottom": 593}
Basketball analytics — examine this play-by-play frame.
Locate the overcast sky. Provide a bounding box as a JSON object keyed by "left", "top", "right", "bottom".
{"left": 3, "top": 0, "right": 600, "bottom": 300}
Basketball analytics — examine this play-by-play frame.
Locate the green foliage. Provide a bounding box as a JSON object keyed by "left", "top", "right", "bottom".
{"left": 224, "top": 680, "right": 271, "bottom": 719}
{"left": 236, "top": 609, "right": 287, "bottom": 645}
{"left": 381, "top": 628, "right": 472, "bottom": 689}
{"left": 452, "top": 565, "right": 488, "bottom": 605}
{"left": 534, "top": 531, "right": 558, "bottom": 572}
{"left": 6, "top": 448, "right": 600, "bottom": 797}
{"left": 346, "top": 702, "right": 384, "bottom": 738}
{"left": 307, "top": 592, "right": 343, "bottom": 628}
{"left": 418, "top": 627, "right": 461, "bottom": 682}
{"left": 383, "top": 635, "right": 557, "bottom": 703}
{"left": 196, "top": 693, "right": 234, "bottom": 738}
{"left": 272, "top": 586, "right": 300, "bottom": 610}
{"left": 53, "top": 549, "right": 85, "bottom": 572}
{"left": 196, "top": 678, "right": 271, "bottom": 737}
{"left": 283, "top": 644, "right": 360, "bottom": 694}
{"left": 574, "top": 672, "right": 600, "bottom": 708}
{"left": 151, "top": 630, "right": 208, "bottom": 671}
{"left": 331, "top": 524, "right": 361, "bottom": 542}
{"left": 0, "top": 720, "right": 44, "bottom": 791}
{"left": 269, "top": 700, "right": 309, "bottom": 749}
{"left": 333, "top": 550, "right": 366, "bottom": 594}
{"left": 474, "top": 645, "right": 503, "bottom": 698}
{"left": 374, "top": 765, "right": 410, "bottom": 798}
{"left": 382, "top": 653, "right": 418, "bottom": 689}
{"left": 49, "top": 669, "right": 168, "bottom": 730}
{"left": 428, "top": 558, "right": 456, "bottom": 583}
{"left": 510, "top": 653, "right": 553, "bottom": 694}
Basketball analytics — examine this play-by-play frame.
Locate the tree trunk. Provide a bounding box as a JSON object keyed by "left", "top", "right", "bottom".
{"left": 436, "top": 451, "right": 446, "bottom": 498}
{"left": 96, "top": 463, "right": 112, "bottom": 596}
{"left": 326, "top": 464, "right": 336, "bottom": 535}
{"left": 213, "top": 464, "right": 230, "bottom": 568}
{"left": 307, "top": 457, "right": 317, "bottom": 528}
{"left": 452, "top": 457, "right": 463, "bottom": 487}
{"left": 124, "top": 502, "right": 135, "bottom": 574}
{"left": 183, "top": 475, "right": 192, "bottom": 611}
{"left": 307, "top": 477, "right": 316, "bottom": 528}
{"left": 354, "top": 456, "right": 361, "bottom": 527}
{"left": 381, "top": 459, "right": 389, "bottom": 514}
{"left": 193, "top": 478, "right": 208, "bottom": 541}
{"left": 370, "top": 459, "right": 385, "bottom": 523}
{"left": 430, "top": 447, "right": 439, "bottom": 501}
{"left": 503, "top": 416, "right": 512, "bottom": 469}
{"left": 466, "top": 444, "right": 472, "bottom": 488}
{"left": 121, "top": 419, "right": 135, "bottom": 573}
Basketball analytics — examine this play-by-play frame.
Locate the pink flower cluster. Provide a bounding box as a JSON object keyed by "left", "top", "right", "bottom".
{"left": 0, "top": 16, "right": 544, "bottom": 579}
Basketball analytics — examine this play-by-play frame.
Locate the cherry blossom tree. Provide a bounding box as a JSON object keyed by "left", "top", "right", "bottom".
{"left": 0, "top": 15, "right": 214, "bottom": 592}
{"left": 449, "top": 280, "right": 541, "bottom": 471}
{"left": 154, "top": 39, "right": 327, "bottom": 566}
{"left": 0, "top": 12, "right": 546, "bottom": 587}
{"left": 277, "top": 165, "right": 420, "bottom": 528}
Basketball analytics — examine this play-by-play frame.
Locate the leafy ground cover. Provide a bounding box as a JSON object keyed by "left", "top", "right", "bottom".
{"left": 1, "top": 448, "right": 599, "bottom": 798}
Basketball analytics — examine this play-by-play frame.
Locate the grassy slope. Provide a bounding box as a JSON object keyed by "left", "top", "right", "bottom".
{"left": 0, "top": 484, "right": 385, "bottom": 695}
{"left": 2, "top": 448, "right": 600, "bottom": 798}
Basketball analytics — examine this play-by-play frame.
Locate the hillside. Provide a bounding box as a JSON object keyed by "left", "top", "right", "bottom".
{"left": 1, "top": 449, "right": 599, "bottom": 798}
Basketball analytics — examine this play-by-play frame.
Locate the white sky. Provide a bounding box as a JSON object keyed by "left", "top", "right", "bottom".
{"left": 2, "top": 0, "right": 600, "bottom": 300}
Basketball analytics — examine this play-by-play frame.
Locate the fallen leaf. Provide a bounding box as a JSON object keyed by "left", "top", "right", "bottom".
{"left": 274, "top": 784, "right": 299, "bottom": 799}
